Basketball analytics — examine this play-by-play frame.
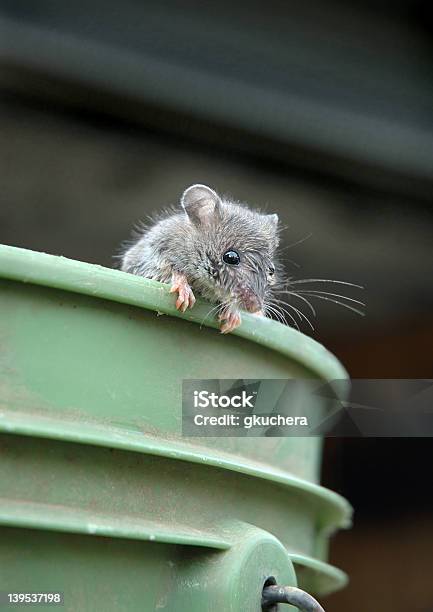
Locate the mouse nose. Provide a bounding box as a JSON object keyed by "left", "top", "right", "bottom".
{"left": 241, "top": 290, "right": 262, "bottom": 313}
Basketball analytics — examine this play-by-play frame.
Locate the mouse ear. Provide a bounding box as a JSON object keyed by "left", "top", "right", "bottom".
{"left": 181, "top": 184, "right": 222, "bottom": 226}
{"left": 266, "top": 213, "right": 279, "bottom": 229}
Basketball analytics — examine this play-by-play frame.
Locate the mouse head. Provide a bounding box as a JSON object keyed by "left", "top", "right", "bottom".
{"left": 181, "top": 184, "right": 280, "bottom": 313}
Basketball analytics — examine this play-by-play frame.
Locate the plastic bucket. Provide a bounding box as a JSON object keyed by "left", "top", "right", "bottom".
{"left": 0, "top": 245, "right": 351, "bottom": 611}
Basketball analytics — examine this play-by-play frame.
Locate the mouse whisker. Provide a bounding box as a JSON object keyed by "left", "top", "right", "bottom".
{"left": 279, "top": 292, "right": 317, "bottom": 317}
{"left": 280, "top": 257, "right": 301, "bottom": 269}
{"left": 263, "top": 302, "right": 285, "bottom": 324}
{"left": 265, "top": 302, "right": 300, "bottom": 331}
{"left": 268, "top": 298, "right": 315, "bottom": 331}
{"left": 292, "top": 292, "right": 366, "bottom": 317}
{"left": 199, "top": 302, "right": 223, "bottom": 328}
{"left": 265, "top": 304, "right": 288, "bottom": 327}
{"left": 290, "top": 289, "right": 365, "bottom": 307}
{"left": 279, "top": 232, "right": 313, "bottom": 252}
{"left": 271, "top": 299, "right": 315, "bottom": 331}
{"left": 286, "top": 278, "right": 364, "bottom": 289}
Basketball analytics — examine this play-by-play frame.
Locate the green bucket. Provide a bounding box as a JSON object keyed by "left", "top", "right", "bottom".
{"left": 0, "top": 245, "right": 351, "bottom": 611}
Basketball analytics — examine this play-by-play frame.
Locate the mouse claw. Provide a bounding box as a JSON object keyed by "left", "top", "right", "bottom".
{"left": 170, "top": 272, "right": 196, "bottom": 312}
{"left": 219, "top": 309, "right": 242, "bottom": 334}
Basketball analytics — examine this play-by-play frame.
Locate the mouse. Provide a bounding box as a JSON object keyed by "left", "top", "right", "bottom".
{"left": 119, "top": 184, "right": 280, "bottom": 333}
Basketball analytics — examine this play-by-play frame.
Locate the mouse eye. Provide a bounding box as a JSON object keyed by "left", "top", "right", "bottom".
{"left": 222, "top": 250, "right": 241, "bottom": 266}
{"left": 269, "top": 265, "right": 275, "bottom": 276}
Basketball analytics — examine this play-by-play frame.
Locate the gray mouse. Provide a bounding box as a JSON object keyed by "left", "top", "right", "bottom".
{"left": 120, "top": 184, "right": 280, "bottom": 333}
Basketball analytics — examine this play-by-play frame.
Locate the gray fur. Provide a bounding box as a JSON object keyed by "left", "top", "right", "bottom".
{"left": 120, "top": 184, "right": 280, "bottom": 313}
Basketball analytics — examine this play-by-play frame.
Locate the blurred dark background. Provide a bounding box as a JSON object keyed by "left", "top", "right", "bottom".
{"left": 1, "top": 1, "right": 433, "bottom": 610}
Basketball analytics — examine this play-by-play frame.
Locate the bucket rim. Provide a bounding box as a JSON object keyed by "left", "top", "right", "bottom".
{"left": 0, "top": 244, "right": 349, "bottom": 385}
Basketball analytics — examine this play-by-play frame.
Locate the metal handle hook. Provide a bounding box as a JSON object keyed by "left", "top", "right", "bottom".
{"left": 262, "top": 585, "right": 325, "bottom": 611}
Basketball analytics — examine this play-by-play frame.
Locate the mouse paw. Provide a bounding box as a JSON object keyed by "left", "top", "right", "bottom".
{"left": 170, "top": 272, "right": 196, "bottom": 312}
{"left": 218, "top": 309, "right": 242, "bottom": 334}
